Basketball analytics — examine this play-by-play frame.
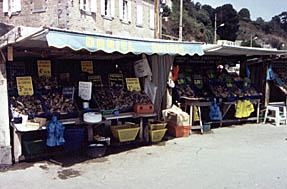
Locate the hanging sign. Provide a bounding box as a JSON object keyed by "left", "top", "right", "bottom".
{"left": 9, "top": 62, "right": 26, "bottom": 80}
{"left": 78, "top": 81, "right": 92, "bottom": 100}
{"left": 16, "top": 76, "right": 34, "bottom": 96}
{"left": 193, "top": 74, "right": 203, "bottom": 89}
{"left": 37, "top": 60, "right": 51, "bottom": 77}
{"left": 207, "top": 70, "right": 215, "bottom": 80}
{"left": 126, "top": 78, "right": 141, "bottom": 91}
{"left": 62, "top": 87, "right": 75, "bottom": 99}
{"left": 88, "top": 75, "right": 103, "bottom": 87}
{"left": 109, "top": 74, "right": 124, "bottom": 88}
{"left": 81, "top": 61, "right": 93, "bottom": 74}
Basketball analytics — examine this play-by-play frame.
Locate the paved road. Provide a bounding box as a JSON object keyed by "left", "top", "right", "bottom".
{"left": 1, "top": 123, "right": 287, "bottom": 189}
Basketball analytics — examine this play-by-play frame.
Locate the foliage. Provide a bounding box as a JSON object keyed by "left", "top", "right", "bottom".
{"left": 239, "top": 8, "right": 251, "bottom": 22}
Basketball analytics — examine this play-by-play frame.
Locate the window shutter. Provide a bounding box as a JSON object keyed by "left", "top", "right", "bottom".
{"left": 127, "top": 0, "right": 131, "bottom": 22}
{"left": 3, "top": 0, "right": 8, "bottom": 13}
{"left": 119, "top": 0, "right": 123, "bottom": 20}
{"left": 150, "top": 8, "right": 154, "bottom": 29}
{"left": 80, "top": 0, "right": 84, "bottom": 10}
{"left": 100, "top": 0, "right": 105, "bottom": 15}
{"left": 136, "top": 4, "right": 143, "bottom": 26}
{"left": 91, "top": 0, "right": 97, "bottom": 13}
{"left": 14, "top": 0, "right": 22, "bottom": 12}
{"left": 111, "top": 0, "right": 115, "bottom": 18}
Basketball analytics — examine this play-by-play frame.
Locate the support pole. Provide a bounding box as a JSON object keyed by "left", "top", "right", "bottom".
{"left": 213, "top": 13, "right": 217, "bottom": 44}
{"left": 154, "top": 0, "right": 160, "bottom": 39}
{"left": 178, "top": 0, "right": 183, "bottom": 41}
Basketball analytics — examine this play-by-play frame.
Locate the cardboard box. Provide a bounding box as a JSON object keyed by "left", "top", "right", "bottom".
{"left": 167, "top": 112, "right": 190, "bottom": 126}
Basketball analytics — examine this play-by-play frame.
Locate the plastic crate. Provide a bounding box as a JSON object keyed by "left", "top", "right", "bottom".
{"left": 149, "top": 121, "right": 167, "bottom": 130}
{"left": 149, "top": 129, "right": 167, "bottom": 142}
{"left": 22, "top": 139, "right": 46, "bottom": 155}
{"left": 110, "top": 124, "right": 140, "bottom": 142}
{"left": 134, "top": 104, "right": 154, "bottom": 114}
{"left": 167, "top": 124, "right": 191, "bottom": 138}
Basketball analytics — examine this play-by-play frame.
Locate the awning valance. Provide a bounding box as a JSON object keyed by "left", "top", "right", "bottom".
{"left": 46, "top": 29, "right": 204, "bottom": 56}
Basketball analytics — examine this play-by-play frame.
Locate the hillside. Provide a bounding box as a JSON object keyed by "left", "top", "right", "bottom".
{"left": 162, "top": 0, "right": 287, "bottom": 49}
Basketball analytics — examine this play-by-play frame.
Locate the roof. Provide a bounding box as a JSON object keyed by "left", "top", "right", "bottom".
{"left": 202, "top": 44, "right": 287, "bottom": 57}
{"left": 0, "top": 26, "right": 204, "bottom": 56}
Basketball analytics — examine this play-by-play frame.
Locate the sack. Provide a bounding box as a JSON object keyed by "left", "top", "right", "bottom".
{"left": 235, "top": 100, "right": 254, "bottom": 118}
{"left": 144, "top": 77, "right": 157, "bottom": 104}
{"left": 162, "top": 105, "right": 189, "bottom": 126}
{"left": 209, "top": 99, "right": 222, "bottom": 120}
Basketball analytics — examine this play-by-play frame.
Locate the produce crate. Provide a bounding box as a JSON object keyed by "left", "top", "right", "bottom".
{"left": 167, "top": 124, "right": 191, "bottom": 138}
{"left": 134, "top": 104, "right": 154, "bottom": 114}
{"left": 243, "top": 83, "right": 263, "bottom": 99}
{"left": 110, "top": 124, "right": 140, "bottom": 142}
{"left": 149, "top": 129, "right": 167, "bottom": 142}
{"left": 149, "top": 121, "right": 167, "bottom": 130}
{"left": 22, "top": 139, "right": 46, "bottom": 155}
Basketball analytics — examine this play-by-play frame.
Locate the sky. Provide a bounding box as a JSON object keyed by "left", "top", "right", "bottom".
{"left": 195, "top": 0, "right": 287, "bottom": 21}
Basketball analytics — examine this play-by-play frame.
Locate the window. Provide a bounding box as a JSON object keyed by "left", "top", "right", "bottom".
{"left": 136, "top": 3, "right": 143, "bottom": 26}
{"left": 33, "top": 0, "right": 45, "bottom": 13}
{"left": 80, "top": 0, "right": 97, "bottom": 13}
{"left": 149, "top": 8, "right": 154, "bottom": 30}
{"left": 101, "top": 0, "right": 114, "bottom": 19}
{"left": 3, "top": 0, "right": 21, "bottom": 15}
{"left": 119, "top": 0, "right": 131, "bottom": 23}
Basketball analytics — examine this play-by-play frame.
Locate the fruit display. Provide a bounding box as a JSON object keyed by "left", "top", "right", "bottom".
{"left": 176, "top": 84, "right": 195, "bottom": 98}
{"left": 93, "top": 88, "right": 152, "bottom": 111}
{"left": 211, "top": 85, "right": 231, "bottom": 98}
{"left": 245, "top": 86, "right": 263, "bottom": 96}
{"left": 42, "top": 93, "right": 76, "bottom": 114}
{"left": 233, "top": 88, "right": 244, "bottom": 97}
{"left": 10, "top": 95, "right": 44, "bottom": 116}
{"left": 33, "top": 76, "right": 59, "bottom": 90}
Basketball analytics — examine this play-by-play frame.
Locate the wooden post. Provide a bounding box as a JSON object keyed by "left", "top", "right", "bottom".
{"left": 154, "top": 0, "right": 160, "bottom": 39}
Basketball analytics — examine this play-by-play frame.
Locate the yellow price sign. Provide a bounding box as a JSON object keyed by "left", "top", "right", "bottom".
{"left": 81, "top": 61, "right": 93, "bottom": 74}
{"left": 16, "top": 76, "right": 34, "bottom": 96}
{"left": 37, "top": 60, "right": 51, "bottom": 77}
{"left": 126, "top": 78, "right": 141, "bottom": 92}
{"left": 194, "top": 80, "right": 202, "bottom": 85}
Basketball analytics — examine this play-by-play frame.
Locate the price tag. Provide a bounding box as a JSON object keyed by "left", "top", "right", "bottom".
{"left": 207, "top": 70, "right": 215, "bottom": 79}
{"left": 243, "top": 77, "right": 251, "bottom": 90}
{"left": 193, "top": 74, "right": 203, "bottom": 89}
{"left": 225, "top": 77, "right": 235, "bottom": 91}
{"left": 177, "top": 73, "right": 186, "bottom": 87}
{"left": 16, "top": 76, "right": 34, "bottom": 96}
{"left": 62, "top": 87, "right": 75, "bottom": 99}
{"left": 126, "top": 78, "right": 141, "bottom": 91}
{"left": 37, "top": 60, "right": 51, "bottom": 77}
{"left": 88, "top": 75, "right": 103, "bottom": 87}
{"left": 78, "top": 81, "right": 92, "bottom": 100}
{"left": 81, "top": 61, "right": 93, "bottom": 74}
{"left": 109, "top": 74, "right": 124, "bottom": 88}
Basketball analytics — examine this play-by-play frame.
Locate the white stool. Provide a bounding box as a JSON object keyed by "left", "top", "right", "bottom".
{"left": 264, "top": 104, "right": 287, "bottom": 126}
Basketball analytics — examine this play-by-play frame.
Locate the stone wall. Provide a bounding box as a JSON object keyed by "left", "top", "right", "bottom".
{"left": 1, "top": 0, "right": 154, "bottom": 39}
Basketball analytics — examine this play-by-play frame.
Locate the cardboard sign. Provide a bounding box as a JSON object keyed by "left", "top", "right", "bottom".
{"left": 81, "top": 61, "right": 93, "bottom": 74}
{"left": 109, "top": 74, "right": 124, "bottom": 88}
{"left": 37, "top": 60, "right": 51, "bottom": 77}
{"left": 16, "top": 76, "right": 34, "bottom": 96}
{"left": 193, "top": 75, "right": 203, "bottom": 89}
{"left": 207, "top": 70, "right": 215, "bottom": 80}
{"left": 88, "top": 75, "right": 103, "bottom": 87}
{"left": 62, "top": 87, "right": 75, "bottom": 99}
{"left": 177, "top": 73, "right": 186, "bottom": 87}
{"left": 243, "top": 77, "right": 251, "bottom": 90}
{"left": 126, "top": 78, "right": 141, "bottom": 91}
{"left": 225, "top": 77, "right": 235, "bottom": 91}
{"left": 78, "top": 81, "right": 92, "bottom": 101}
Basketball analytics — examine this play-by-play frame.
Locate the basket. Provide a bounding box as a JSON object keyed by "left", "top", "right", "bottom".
{"left": 149, "top": 121, "right": 167, "bottom": 130}
{"left": 22, "top": 139, "right": 46, "bottom": 155}
{"left": 149, "top": 129, "right": 167, "bottom": 142}
{"left": 87, "top": 142, "right": 107, "bottom": 158}
{"left": 110, "top": 124, "right": 140, "bottom": 142}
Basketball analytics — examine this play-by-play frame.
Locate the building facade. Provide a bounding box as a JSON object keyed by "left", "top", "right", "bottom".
{"left": 1, "top": 0, "right": 155, "bottom": 38}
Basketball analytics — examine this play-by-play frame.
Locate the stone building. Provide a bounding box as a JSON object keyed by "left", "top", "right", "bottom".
{"left": 0, "top": 0, "right": 155, "bottom": 38}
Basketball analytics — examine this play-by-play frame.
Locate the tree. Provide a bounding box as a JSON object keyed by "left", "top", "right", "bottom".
{"left": 215, "top": 4, "right": 240, "bottom": 41}
{"left": 239, "top": 8, "right": 251, "bottom": 22}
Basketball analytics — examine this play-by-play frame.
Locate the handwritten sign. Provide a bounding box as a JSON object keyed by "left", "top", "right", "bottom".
{"left": 37, "top": 60, "right": 51, "bottom": 77}
{"left": 16, "top": 76, "right": 34, "bottom": 96}
{"left": 193, "top": 75, "right": 203, "bottom": 89}
{"left": 9, "top": 62, "right": 26, "bottom": 80}
{"left": 126, "top": 78, "right": 141, "bottom": 91}
{"left": 243, "top": 77, "right": 251, "bottom": 90}
{"left": 88, "top": 75, "right": 103, "bottom": 87}
{"left": 62, "top": 87, "right": 75, "bottom": 99}
{"left": 207, "top": 70, "right": 215, "bottom": 80}
{"left": 81, "top": 61, "right": 93, "bottom": 74}
{"left": 109, "top": 74, "right": 124, "bottom": 88}
{"left": 78, "top": 81, "right": 92, "bottom": 101}
{"left": 225, "top": 78, "right": 235, "bottom": 91}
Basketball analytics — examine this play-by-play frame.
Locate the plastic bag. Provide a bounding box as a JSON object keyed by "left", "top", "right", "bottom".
{"left": 144, "top": 77, "right": 157, "bottom": 104}
{"left": 46, "top": 116, "right": 65, "bottom": 147}
{"left": 209, "top": 99, "right": 222, "bottom": 120}
{"left": 235, "top": 100, "right": 254, "bottom": 118}
{"left": 134, "top": 54, "right": 152, "bottom": 77}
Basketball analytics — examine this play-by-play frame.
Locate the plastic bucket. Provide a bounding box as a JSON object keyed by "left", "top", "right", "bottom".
{"left": 87, "top": 143, "right": 107, "bottom": 158}
{"left": 203, "top": 123, "right": 211, "bottom": 132}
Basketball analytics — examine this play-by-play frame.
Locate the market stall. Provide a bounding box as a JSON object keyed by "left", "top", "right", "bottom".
{"left": 0, "top": 26, "right": 204, "bottom": 163}
{"left": 173, "top": 44, "right": 287, "bottom": 131}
